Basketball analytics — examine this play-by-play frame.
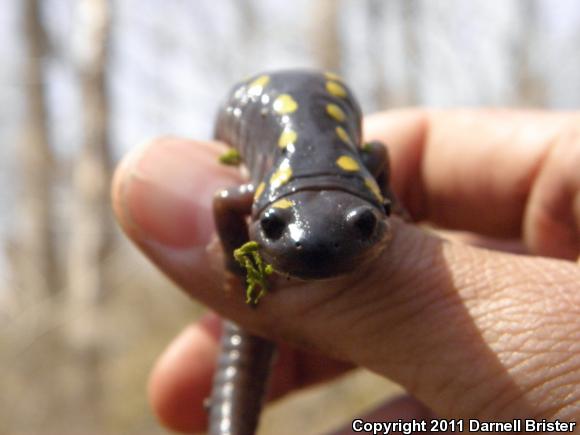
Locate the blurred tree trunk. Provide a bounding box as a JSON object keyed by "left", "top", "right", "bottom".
{"left": 14, "top": 0, "right": 57, "bottom": 303}
{"left": 309, "top": 0, "right": 341, "bottom": 73}
{"left": 65, "top": 0, "right": 111, "bottom": 426}
{"left": 401, "top": 0, "right": 420, "bottom": 105}
{"left": 516, "top": 0, "right": 545, "bottom": 105}
{"left": 366, "top": 0, "right": 390, "bottom": 108}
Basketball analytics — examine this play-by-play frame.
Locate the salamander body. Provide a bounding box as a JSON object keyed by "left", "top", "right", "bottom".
{"left": 209, "top": 70, "right": 396, "bottom": 435}
{"left": 215, "top": 70, "right": 392, "bottom": 279}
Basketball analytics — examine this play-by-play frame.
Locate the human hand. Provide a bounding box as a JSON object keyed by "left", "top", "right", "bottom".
{"left": 112, "top": 109, "right": 580, "bottom": 433}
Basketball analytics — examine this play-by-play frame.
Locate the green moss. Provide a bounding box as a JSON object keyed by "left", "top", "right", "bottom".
{"left": 362, "top": 142, "right": 373, "bottom": 152}
{"left": 233, "top": 241, "right": 274, "bottom": 305}
{"left": 218, "top": 149, "right": 242, "bottom": 165}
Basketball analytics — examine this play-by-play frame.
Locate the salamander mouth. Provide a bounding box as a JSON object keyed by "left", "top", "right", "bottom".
{"left": 259, "top": 239, "right": 386, "bottom": 281}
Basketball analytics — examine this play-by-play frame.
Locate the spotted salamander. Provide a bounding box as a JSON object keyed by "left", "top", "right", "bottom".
{"left": 209, "top": 70, "right": 402, "bottom": 435}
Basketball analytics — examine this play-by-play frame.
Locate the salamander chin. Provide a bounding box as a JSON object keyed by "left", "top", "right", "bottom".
{"left": 248, "top": 190, "right": 391, "bottom": 280}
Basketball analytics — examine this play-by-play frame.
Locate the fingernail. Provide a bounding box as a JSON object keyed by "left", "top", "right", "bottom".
{"left": 119, "top": 138, "right": 233, "bottom": 248}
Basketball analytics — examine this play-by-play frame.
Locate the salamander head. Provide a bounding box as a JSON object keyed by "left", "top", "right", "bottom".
{"left": 249, "top": 190, "right": 391, "bottom": 280}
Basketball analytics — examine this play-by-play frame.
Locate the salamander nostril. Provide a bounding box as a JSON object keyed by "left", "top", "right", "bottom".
{"left": 260, "top": 214, "right": 286, "bottom": 241}
{"left": 353, "top": 208, "right": 377, "bottom": 240}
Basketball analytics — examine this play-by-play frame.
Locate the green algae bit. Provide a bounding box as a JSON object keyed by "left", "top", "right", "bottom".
{"left": 233, "top": 241, "right": 274, "bottom": 305}
{"left": 218, "top": 149, "right": 242, "bottom": 165}
{"left": 362, "top": 142, "right": 373, "bottom": 152}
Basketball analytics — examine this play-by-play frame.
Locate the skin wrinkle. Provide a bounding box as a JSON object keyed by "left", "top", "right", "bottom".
{"left": 534, "top": 264, "right": 580, "bottom": 315}
{"left": 476, "top": 299, "right": 530, "bottom": 335}
{"left": 333, "top": 254, "right": 415, "bottom": 343}
{"left": 504, "top": 332, "right": 580, "bottom": 387}
{"left": 498, "top": 113, "right": 557, "bottom": 237}
{"left": 442, "top": 240, "right": 498, "bottom": 302}
{"left": 476, "top": 338, "right": 553, "bottom": 418}
{"left": 440, "top": 356, "right": 511, "bottom": 418}
{"left": 302, "top": 262, "right": 410, "bottom": 372}
{"left": 402, "top": 242, "right": 578, "bottom": 418}
{"left": 501, "top": 330, "right": 552, "bottom": 358}
{"left": 542, "top": 321, "right": 580, "bottom": 347}
{"left": 480, "top": 305, "right": 548, "bottom": 345}
{"left": 290, "top": 267, "right": 366, "bottom": 321}
{"left": 491, "top": 314, "right": 580, "bottom": 418}
{"left": 406, "top": 359, "right": 455, "bottom": 409}
{"left": 460, "top": 258, "right": 572, "bottom": 350}
{"left": 550, "top": 388, "right": 580, "bottom": 419}
{"left": 454, "top": 255, "right": 513, "bottom": 309}
{"left": 546, "top": 356, "right": 580, "bottom": 392}
{"left": 399, "top": 299, "right": 476, "bottom": 371}
{"left": 520, "top": 365, "right": 580, "bottom": 418}
{"left": 524, "top": 120, "right": 580, "bottom": 258}
{"left": 248, "top": 285, "right": 355, "bottom": 362}
{"left": 495, "top": 304, "right": 579, "bottom": 382}
{"left": 543, "top": 403, "right": 580, "bottom": 423}
{"left": 453, "top": 360, "right": 515, "bottom": 418}
{"left": 364, "top": 242, "right": 528, "bottom": 418}
{"left": 476, "top": 375, "right": 531, "bottom": 419}
{"left": 349, "top": 233, "right": 446, "bottom": 364}
{"left": 272, "top": 262, "right": 364, "bottom": 312}
{"left": 515, "top": 353, "right": 570, "bottom": 394}
{"left": 402, "top": 111, "right": 429, "bottom": 220}
{"left": 507, "top": 350, "right": 547, "bottom": 376}
{"left": 259, "top": 273, "right": 368, "bottom": 348}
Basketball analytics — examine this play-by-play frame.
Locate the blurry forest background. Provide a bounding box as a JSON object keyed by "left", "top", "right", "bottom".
{"left": 2, "top": 0, "right": 580, "bottom": 434}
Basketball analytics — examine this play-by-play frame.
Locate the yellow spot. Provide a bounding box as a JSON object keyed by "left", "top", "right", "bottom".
{"left": 325, "top": 71, "right": 342, "bottom": 81}
{"left": 247, "top": 75, "right": 270, "bottom": 96}
{"left": 254, "top": 182, "right": 266, "bottom": 200}
{"left": 326, "top": 104, "right": 346, "bottom": 122}
{"left": 326, "top": 81, "right": 347, "bottom": 98}
{"left": 273, "top": 94, "right": 298, "bottom": 114}
{"left": 272, "top": 198, "right": 294, "bottom": 209}
{"left": 336, "top": 155, "right": 360, "bottom": 172}
{"left": 278, "top": 128, "right": 297, "bottom": 149}
{"left": 270, "top": 161, "right": 292, "bottom": 189}
{"left": 365, "top": 177, "right": 383, "bottom": 201}
{"left": 336, "top": 126, "right": 353, "bottom": 146}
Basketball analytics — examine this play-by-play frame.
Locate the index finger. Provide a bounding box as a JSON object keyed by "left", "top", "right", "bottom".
{"left": 364, "top": 109, "right": 579, "bottom": 258}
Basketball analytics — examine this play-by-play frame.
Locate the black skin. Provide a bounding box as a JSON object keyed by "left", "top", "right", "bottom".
{"left": 208, "top": 70, "right": 401, "bottom": 435}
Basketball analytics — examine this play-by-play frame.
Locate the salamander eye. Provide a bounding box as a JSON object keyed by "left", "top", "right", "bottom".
{"left": 347, "top": 206, "right": 377, "bottom": 240}
{"left": 260, "top": 211, "right": 286, "bottom": 241}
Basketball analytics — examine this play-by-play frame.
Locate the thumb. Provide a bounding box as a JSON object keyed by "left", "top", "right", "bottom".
{"left": 113, "top": 137, "right": 580, "bottom": 421}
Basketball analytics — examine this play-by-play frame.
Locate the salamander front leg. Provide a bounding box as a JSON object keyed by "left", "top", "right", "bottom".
{"left": 213, "top": 184, "right": 255, "bottom": 273}
{"left": 361, "top": 140, "right": 410, "bottom": 220}
{"left": 209, "top": 184, "right": 276, "bottom": 435}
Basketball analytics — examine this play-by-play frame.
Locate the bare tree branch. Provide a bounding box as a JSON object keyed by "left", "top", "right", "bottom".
{"left": 65, "top": 0, "right": 112, "bottom": 426}
{"left": 515, "top": 0, "right": 545, "bottom": 105}
{"left": 13, "top": 0, "right": 57, "bottom": 303}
